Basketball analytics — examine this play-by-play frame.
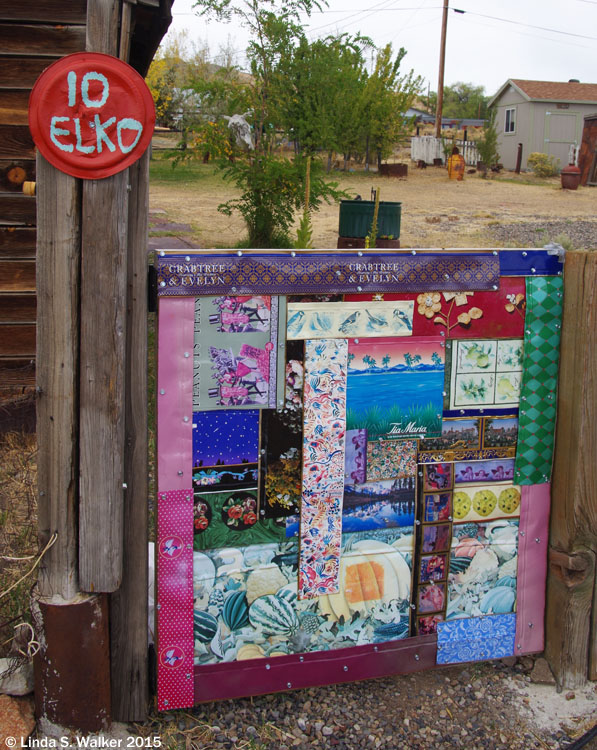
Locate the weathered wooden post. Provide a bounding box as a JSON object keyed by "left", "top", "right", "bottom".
{"left": 545, "top": 250, "right": 597, "bottom": 687}
{"left": 33, "top": 0, "right": 160, "bottom": 728}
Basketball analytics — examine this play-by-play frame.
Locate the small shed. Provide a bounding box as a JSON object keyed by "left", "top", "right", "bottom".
{"left": 488, "top": 79, "right": 597, "bottom": 171}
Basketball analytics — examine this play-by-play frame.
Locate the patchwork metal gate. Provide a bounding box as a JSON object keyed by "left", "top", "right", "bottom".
{"left": 154, "top": 248, "right": 563, "bottom": 710}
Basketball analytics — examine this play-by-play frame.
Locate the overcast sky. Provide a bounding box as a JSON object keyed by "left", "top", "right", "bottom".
{"left": 166, "top": 0, "right": 597, "bottom": 97}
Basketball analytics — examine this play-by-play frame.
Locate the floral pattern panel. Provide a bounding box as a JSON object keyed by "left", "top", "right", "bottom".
{"left": 436, "top": 614, "right": 516, "bottom": 664}
{"left": 193, "top": 528, "right": 414, "bottom": 666}
{"left": 447, "top": 520, "right": 519, "bottom": 620}
{"left": 299, "top": 339, "right": 348, "bottom": 599}
{"left": 448, "top": 339, "right": 523, "bottom": 411}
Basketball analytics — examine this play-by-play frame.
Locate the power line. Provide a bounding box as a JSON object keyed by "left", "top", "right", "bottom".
{"left": 456, "top": 8, "right": 597, "bottom": 42}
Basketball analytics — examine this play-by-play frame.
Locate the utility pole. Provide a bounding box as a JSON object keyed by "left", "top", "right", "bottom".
{"left": 435, "top": 0, "right": 449, "bottom": 138}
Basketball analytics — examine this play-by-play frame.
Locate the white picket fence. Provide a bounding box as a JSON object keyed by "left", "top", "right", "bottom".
{"left": 410, "top": 136, "right": 480, "bottom": 166}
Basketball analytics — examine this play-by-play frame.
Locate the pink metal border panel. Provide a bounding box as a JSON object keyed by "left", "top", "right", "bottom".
{"left": 157, "top": 488, "right": 194, "bottom": 711}
{"left": 515, "top": 483, "right": 551, "bottom": 654}
{"left": 157, "top": 297, "right": 194, "bottom": 493}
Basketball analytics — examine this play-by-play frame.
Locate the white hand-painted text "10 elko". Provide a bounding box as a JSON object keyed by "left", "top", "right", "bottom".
{"left": 50, "top": 71, "right": 143, "bottom": 155}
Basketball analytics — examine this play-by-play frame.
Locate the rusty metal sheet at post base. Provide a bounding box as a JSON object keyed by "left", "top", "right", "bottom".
{"left": 34, "top": 593, "right": 111, "bottom": 732}
{"left": 193, "top": 634, "right": 437, "bottom": 704}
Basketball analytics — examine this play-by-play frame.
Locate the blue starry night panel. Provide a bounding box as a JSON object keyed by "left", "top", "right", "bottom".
{"left": 193, "top": 409, "right": 260, "bottom": 467}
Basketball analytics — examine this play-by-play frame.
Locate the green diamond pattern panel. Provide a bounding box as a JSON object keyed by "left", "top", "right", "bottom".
{"left": 514, "top": 276, "right": 563, "bottom": 484}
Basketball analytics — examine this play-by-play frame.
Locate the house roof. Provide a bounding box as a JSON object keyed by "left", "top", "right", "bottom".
{"left": 488, "top": 79, "right": 597, "bottom": 108}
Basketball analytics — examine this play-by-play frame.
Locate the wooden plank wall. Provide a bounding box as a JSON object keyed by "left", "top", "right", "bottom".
{"left": 0, "top": 2, "right": 87, "bottom": 426}
{"left": 545, "top": 251, "right": 597, "bottom": 687}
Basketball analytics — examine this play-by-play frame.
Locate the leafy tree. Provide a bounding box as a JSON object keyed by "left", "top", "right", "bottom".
{"left": 191, "top": 0, "right": 347, "bottom": 247}
{"left": 361, "top": 44, "right": 423, "bottom": 169}
{"left": 404, "top": 353, "right": 413, "bottom": 368}
{"left": 431, "top": 352, "right": 442, "bottom": 367}
{"left": 476, "top": 107, "right": 500, "bottom": 172}
{"left": 382, "top": 354, "right": 391, "bottom": 368}
{"left": 428, "top": 81, "right": 488, "bottom": 121}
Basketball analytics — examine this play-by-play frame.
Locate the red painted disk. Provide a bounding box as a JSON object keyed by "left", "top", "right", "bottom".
{"left": 29, "top": 52, "right": 155, "bottom": 180}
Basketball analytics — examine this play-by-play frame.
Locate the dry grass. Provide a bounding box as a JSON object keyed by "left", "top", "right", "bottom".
{"left": 0, "top": 433, "right": 38, "bottom": 659}
{"left": 148, "top": 151, "right": 597, "bottom": 250}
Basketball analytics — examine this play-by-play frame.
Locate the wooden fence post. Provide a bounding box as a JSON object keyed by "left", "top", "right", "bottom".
{"left": 110, "top": 148, "right": 150, "bottom": 721}
{"left": 78, "top": 0, "right": 127, "bottom": 593}
{"left": 545, "top": 250, "right": 597, "bottom": 687}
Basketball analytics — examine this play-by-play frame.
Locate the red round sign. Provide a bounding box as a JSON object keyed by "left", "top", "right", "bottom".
{"left": 29, "top": 52, "right": 155, "bottom": 180}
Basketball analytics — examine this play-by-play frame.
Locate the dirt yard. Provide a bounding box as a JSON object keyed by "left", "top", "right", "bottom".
{"left": 148, "top": 158, "right": 597, "bottom": 250}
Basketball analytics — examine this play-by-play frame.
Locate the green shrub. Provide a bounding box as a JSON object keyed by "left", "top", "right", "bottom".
{"left": 527, "top": 152, "right": 560, "bottom": 178}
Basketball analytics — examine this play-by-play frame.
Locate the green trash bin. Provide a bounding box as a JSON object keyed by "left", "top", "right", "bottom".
{"left": 338, "top": 199, "right": 401, "bottom": 239}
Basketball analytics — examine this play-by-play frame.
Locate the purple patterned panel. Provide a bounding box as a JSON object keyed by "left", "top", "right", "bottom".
{"left": 299, "top": 339, "right": 348, "bottom": 599}
{"left": 345, "top": 429, "right": 367, "bottom": 485}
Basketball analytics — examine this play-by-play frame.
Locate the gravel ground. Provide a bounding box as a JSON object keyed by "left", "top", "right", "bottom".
{"left": 134, "top": 657, "right": 597, "bottom": 750}
{"left": 487, "top": 220, "right": 597, "bottom": 250}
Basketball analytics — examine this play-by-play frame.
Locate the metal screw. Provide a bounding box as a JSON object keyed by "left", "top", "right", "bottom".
{"left": 442, "top": 391, "right": 447, "bottom": 397}
{"left": 265, "top": 664, "right": 271, "bottom": 670}
{"left": 185, "top": 256, "right": 190, "bottom": 261}
{"left": 528, "top": 623, "right": 534, "bottom": 628}
{"left": 414, "top": 654, "right": 420, "bottom": 661}
{"left": 287, "top": 682, "right": 292, "bottom": 688}
{"left": 160, "top": 389, "right": 165, "bottom": 395}
{"left": 358, "top": 251, "right": 363, "bottom": 257}
{"left": 186, "top": 496, "right": 191, "bottom": 501}
{"left": 444, "top": 273, "right": 450, "bottom": 280}
{"left": 492, "top": 250, "right": 498, "bottom": 256}
{"left": 411, "top": 250, "right": 417, "bottom": 255}
{"left": 531, "top": 267, "right": 536, "bottom": 273}
{"left": 479, "top": 409, "right": 484, "bottom": 414}
{"left": 357, "top": 286, "right": 362, "bottom": 292}
{"left": 460, "top": 410, "right": 465, "bottom": 415}
{"left": 336, "top": 270, "right": 341, "bottom": 277}
{"left": 517, "top": 644, "right": 522, "bottom": 650}
{"left": 522, "top": 251, "right": 527, "bottom": 257}
{"left": 418, "top": 471, "right": 423, "bottom": 477}
{"left": 184, "top": 352, "right": 190, "bottom": 358}
{"left": 492, "top": 285, "right": 498, "bottom": 290}
{"left": 354, "top": 338, "right": 359, "bottom": 344}
{"left": 299, "top": 656, "right": 304, "bottom": 662}
{"left": 439, "top": 330, "right": 445, "bottom": 337}
{"left": 122, "top": 483, "right": 128, "bottom": 489}
{"left": 156, "top": 604, "right": 161, "bottom": 610}
{"left": 164, "top": 699, "right": 168, "bottom": 705}
{"left": 186, "top": 544, "right": 192, "bottom": 549}
{"left": 186, "top": 673, "right": 192, "bottom": 679}
{"left": 183, "top": 416, "right": 189, "bottom": 422}
{"left": 177, "top": 470, "right": 183, "bottom": 476}
{"left": 374, "top": 646, "right": 378, "bottom": 652}
{"left": 291, "top": 251, "right": 296, "bottom": 257}
{"left": 231, "top": 286, "right": 237, "bottom": 292}
{"left": 160, "top": 281, "right": 166, "bottom": 287}
{"left": 159, "top": 251, "right": 165, "bottom": 257}
{"left": 39, "top": 491, "right": 45, "bottom": 497}
{"left": 237, "top": 250, "right": 243, "bottom": 257}
{"left": 440, "top": 342, "right": 445, "bottom": 348}
{"left": 535, "top": 537, "right": 540, "bottom": 543}
{"left": 343, "top": 666, "right": 348, "bottom": 672}
{"left": 415, "top": 519, "right": 421, "bottom": 526}
{"left": 520, "top": 531, "right": 525, "bottom": 537}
